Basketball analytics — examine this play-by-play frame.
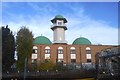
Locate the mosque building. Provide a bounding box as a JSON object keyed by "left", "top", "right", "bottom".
{"left": 29, "top": 15, "right": 114, "bottom": 69}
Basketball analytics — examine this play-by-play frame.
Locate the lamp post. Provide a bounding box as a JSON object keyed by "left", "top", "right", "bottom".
{"left": 66, "top": 47, "right": 68, "bottom": 69}
{"left": 24, "top": 58, "right": 27, "bottom": 80}
{"left": 79, "top": 47, "right": 82, "bottom": 69}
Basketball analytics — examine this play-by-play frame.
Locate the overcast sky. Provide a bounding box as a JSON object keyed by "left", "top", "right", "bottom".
{"left": 1, "top": 2, "right": 118, "bottom": 45}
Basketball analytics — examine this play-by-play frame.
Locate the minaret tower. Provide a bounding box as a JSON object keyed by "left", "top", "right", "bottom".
{"left": 51, "top": 15, "right": 67, "bottom": 44}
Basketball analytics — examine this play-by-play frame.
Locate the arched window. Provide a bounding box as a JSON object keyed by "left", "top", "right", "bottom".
{"left": 45, "top": 46, "right": 50, "bottom": 54}
{"left": 86, "top": 47, "right": 91, "bottom": 50}
{"left": 86, "top": 47, "right": 91, "bottom": 54}
{"left": 70, "top": 47, "right": 76, "bottom": 63}
{"left": 58, "top": 47, "right": 63, "bottom": 54}
{"left": 32, "top": 46, "right": 38, "bottom": 53}
{"left": 86, "top": 47, "right": 91, "bottom": 63}
{"left": 70, "top": 47, "right": 76, "bottom": 54}
{"left": 31, "top": 46, "right": 38, "bottom": 63}
{"left": 33, "top": 46, "right": 38, "bottom": 49}
{"left": 57, "top": 46, "right": 63, "bottom": 60}
{"left": 45, "top": 46, "right": 50, "bottom": 59}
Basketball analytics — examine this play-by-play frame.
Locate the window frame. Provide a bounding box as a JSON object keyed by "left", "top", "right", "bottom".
{"left": 71, "top": 59, "right": 76, "bottom": 63}
{"left": 32, "top": 59, "right": 37, "bottom": 63}
{"left": 45, "top": 49, "right": 50, "bottom": 54}
{"left": 58, "top": 49, "right": 63, "bottom": 54}
{"left": 87, "top": 59, "right": 91, "bottom": 63}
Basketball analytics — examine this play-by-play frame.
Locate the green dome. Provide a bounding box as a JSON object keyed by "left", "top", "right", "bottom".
{"left": 73, "top": 37, "right": 92, "bottom": 45}
{"left": 51, "top": 15, "right": 67, "bottom": 23}
{"left": 55, "top": 15, "right": 64, "bottom": 18}
{"left": 33, "top": 36, "right": 52, "bottom": 44}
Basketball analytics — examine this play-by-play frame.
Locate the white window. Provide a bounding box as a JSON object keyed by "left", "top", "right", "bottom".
{"left": 58, "top": 49, "right": 63, "bottom": 54}
{"left": 86, "top": 47, "right": 91, "bottom": 54}
{"left": 58, "top": 46, "right": 63, "bottom": 49}
{"left": 35, "top": 50, "right": 37, "bottom": 53}
{"left": 58, "top": 47, "right": 63, "bottom": 54}
{"left": 58, "top": 59, "right": 63, "bottom": 62}
{"left": 45, "top": 46, "right": 50, "bottom": 54}
{"left": 31, "top": 54, "right": 37, "bottom": 59}
{"left": 71, "top": 54, "right": 76, "bottom": 59}
{"left": 70, "top": 47, "right": 76, "bottom": 59}
{"left": 70, "top": 47, "right": 75, "bottom": 50}
{"left": 45, "top": 54, "right": 50, "bottom": 59}
{"left": 86, "top": 47, "right": 91, "bottom": 63}
{"left": 45, "top": 46, "right": 50, "bottom": 59}
{"left": 45, "top": 49, "right": 50, "bottom": 54}
{"left": 33, "top": 46, "right": 38, "bottom": 49}
{"left": 57, "top": 47, "right": 63, "bottom": 59}
{"left": 71, "top": 59, "right": 76, "bottom": 63}
{"left": 58, "top": 54, "right": 63, "bottom": 59}
{"left": 86, "top": 54, "right": 91, "bottom": 59}
{"left": 86, "top": 47, "right": 91, "bottom": 50}
{"left": 45, "top": 46, "right": 50, "bottom": 49}
{"left": 71, "top": 50, "right": 76, "bottom": 54}
{"left": 32, "top": 59, "right": 37, "bottom": 63}
{"left": 87, "top": 59, "right": 91, "bottom": 63}
{"left": 57, "top": 20, "right": 63, "bottom": 25}
{"left": 70, "top": 47, "right": 76, "bottom": 54}
{"left": 33, "top": 46, "right": 38, "bottom": 54}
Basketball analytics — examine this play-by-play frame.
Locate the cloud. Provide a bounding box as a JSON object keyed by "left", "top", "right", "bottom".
{"left": 1, "top": 2, "right": 118, "bottom": 45}
{"left": 27, "top": 3, "right": 54, "bottom": 13}
{"left": 66, "top": 15, "right": 118, "bottom": 45}
{"left": 2, "top": 14, "right": 53, "bottom": 40}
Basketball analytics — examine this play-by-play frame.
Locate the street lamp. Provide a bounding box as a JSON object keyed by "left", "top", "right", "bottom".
{"left": 24, "top": 58, "right": 27, "bottom": 80}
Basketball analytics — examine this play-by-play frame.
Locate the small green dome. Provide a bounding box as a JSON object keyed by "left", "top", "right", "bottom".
{"left": 51, "top": 15, "right": 67, "bottom": 23}
{"left": 73, "top": 37, "right": 92, "bottom": 45}
{"left": 55, "top": 15, "right": 64, "bottom": 18}
{"left": 33, "top": 36, "right": 52, "bottom": 44}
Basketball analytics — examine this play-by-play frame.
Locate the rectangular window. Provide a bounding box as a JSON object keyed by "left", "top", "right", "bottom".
{"left": 71, "top": 54, "right": 76, "bottom": 59}
{"left": 32, "top": 59, "right": 37, "bottom": 63}
{"left": 35, "top": 50, "right": 37, "bottom": 53}
{"left": 71, "top": 59, "right": 76, "bottom": 63}
{"left": 58, "top": 54, "right": 63, "bottom": 59}
{"left": 58, "top": 22, "right": 62, "bottom": 25}
{"left": 86, "top": 50, "right": 91, "bottom": 54}
{"left": 87, "top": 59, "right": 91, "bottom": 63}
{"left": 58, "top": 49, "right": 63, "bottom": 54}
{"left": 57, "top": 59, "right": 63, "bottom": 63}
{"left": 57, "top": 20, "right": 63, "bottom": 25}
{"left": 33, "top": 49, "right": 37, "bottom": 53}
{"left": 32, "top": 50, "right": 35, "bottom": 53}
{"left": 86, "top": 54, "right": 91, "bottom": 59}
{"left": 31, "top": 54, "right": 37, "bottom": 59}
{"left": 71, "top": 50, "right": 76, "bottom": 54}
{"left": 45, "top": 54, "right": 50, "bottom": 59}
{"left": 45, "top": 49, "right": 50, "bottom": 54}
